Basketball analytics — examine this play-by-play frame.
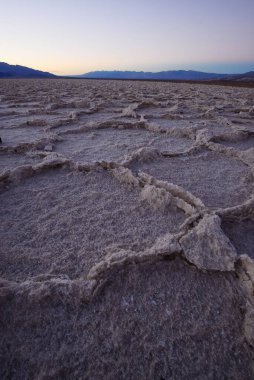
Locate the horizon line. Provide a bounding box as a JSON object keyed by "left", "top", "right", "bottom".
{"left": 1, "top": 60, "right": 254, "bottom": 76}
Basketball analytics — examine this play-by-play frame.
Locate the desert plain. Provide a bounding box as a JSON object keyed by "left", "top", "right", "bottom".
{"left": 0, "top": 78, "right": 254, "bottom": 379}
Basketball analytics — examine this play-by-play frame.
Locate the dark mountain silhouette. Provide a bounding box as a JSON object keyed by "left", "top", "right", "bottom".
{"left": 1, "top": 62, "right": 253, "bottom": 82}
{"left": 221, "top": 71, "right": 254, "bottom": 82}
{"left": 78, "top": 70, "right": 228, "bottom": 80}
{"left": 0, "top": 62, "right": 55, "bottom": 78}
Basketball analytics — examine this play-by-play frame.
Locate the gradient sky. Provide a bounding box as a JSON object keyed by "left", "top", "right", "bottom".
{"left": 1, "top": 0, "right": 254, "bottom": 75}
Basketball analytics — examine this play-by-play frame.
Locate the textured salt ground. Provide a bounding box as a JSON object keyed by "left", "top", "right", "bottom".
{"left": 222, "top": 219, "right": 254, "bottom": 259}
{"left": 0, "top": 126, "right": 45, "bottom": 146}
{"left": 0, "top": 152, "right": 41, "bottom": 174}
{"left": 0, "top": 167, "right": 185, "bottom": 281}
{"left": 221, "top": 136, "right": 254, "bottom": 150}
{"left": 49, "top": 122, "right": 86, "bottom": 134}
{"left": 1, "top": 259, "right": 253, "bottom": 380}
{"left": 136, "top": 106, "right": 168, "bottom": 118}
{"left": 0, "top": 78, "right": 254, "bottom": 379}
{"left": 78, "top": 110, "right": 121, "bottom": 124}
{"left": 0, "top": 100, "right": 40, "bottom": 108}
{"left": 0, "top": 107, "right": 46, "bottom": 124}
{"left": 130, "top": 149, "right": 253, "bottom": 208}
{"left": 237, "top": 122, "right": 254, "bottom": 133}
{"left": 147, "top": 119, "right": 230, "bottom": 140}
{"left": 0, "top": 112, "right": 49, "bottom": 128}
{"left": 0, "top": 108, "right": 32, "bottom": 117}
{"left": 145, "top": 118, "right": 197, "bottom": 130}
{"left": 141, "top": 106, "right": 199, "bottom": 120}
{"left": 200, "top": 123, "right": 234, "bottom": 137}
{"left": 55, "top": 128, "right": 192, "bottom": 162}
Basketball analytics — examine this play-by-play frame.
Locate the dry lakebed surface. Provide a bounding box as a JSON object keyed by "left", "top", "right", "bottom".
{"left": 0, "top": 78, "right": 254, "bottom": 379}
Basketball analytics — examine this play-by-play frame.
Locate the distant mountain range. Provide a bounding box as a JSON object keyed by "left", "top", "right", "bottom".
{"left": 219, "top": 71, "right": 254, "bottom": 81}
{"left": 78, "top": 70, "right": 228, "bottom": 80}
{"left": 0, "top": 62, "right": 56, "bottom": 78}
{"left": 0, "top": 62, "right": 253, "bottom": 81}
{"left": 78, "top": 70, "right": 254, "bottom": 81}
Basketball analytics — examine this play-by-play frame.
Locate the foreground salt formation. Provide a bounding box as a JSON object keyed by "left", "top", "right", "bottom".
{"left": 0, "top": 79, "right": 254, "bottom": 379}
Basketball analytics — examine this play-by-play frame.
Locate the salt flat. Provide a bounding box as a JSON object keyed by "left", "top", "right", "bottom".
{"left": 0, "top": 79, "right": 254, "bottom": 379}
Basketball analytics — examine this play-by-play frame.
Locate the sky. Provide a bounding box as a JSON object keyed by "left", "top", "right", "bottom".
{"left": 1, "top": 0, "right": 254, "bottom": 75}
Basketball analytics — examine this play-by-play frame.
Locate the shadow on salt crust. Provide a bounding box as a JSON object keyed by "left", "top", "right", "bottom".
{"left": 222, "top": 219, "right": 254, "bottom": 259}
{"left": 0, "top": 167, "right": 185, "bottom": 281}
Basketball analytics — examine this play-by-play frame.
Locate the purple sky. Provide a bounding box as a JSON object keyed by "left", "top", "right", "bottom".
{"left": 1, "top": 0, "right": 254, "bottom": 74}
